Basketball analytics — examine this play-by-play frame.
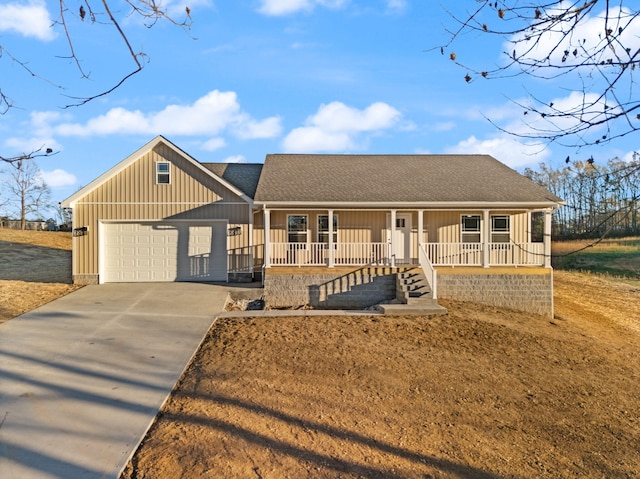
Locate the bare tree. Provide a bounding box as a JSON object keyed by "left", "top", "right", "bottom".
{"left": 0, "top": 0, "right": 192, "bottom": 113}
{"left": 441, "top": 1, "right": 640, "bottom": 148}
{"left": 1, "top": 160, "right": 52, "bottom": 230}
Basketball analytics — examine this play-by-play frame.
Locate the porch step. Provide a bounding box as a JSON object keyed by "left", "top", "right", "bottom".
{"left": 384, "top": 268, "right": 447, "bottom": 316}
{"left": 379, "top": 302, "right": 448, "bottom": 316}
{"left": 396, "top": 268, "right": 433, "bottom": 302}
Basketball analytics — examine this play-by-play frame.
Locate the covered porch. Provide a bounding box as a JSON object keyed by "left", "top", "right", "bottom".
{"left": 261, "top": 208, "right": 553, "bottom": 269}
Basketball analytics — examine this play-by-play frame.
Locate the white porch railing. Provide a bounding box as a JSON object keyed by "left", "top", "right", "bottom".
{"left": 269, "top": 242, "right": 389, "bottom": 266}
{"left": 418, "top": 244, "right": 437, "bottom": 299}
{"left": 425, "top": 242, "right": 545, "bottom": 266}
{"left": 268, "top": 242, "right": 545, "bottom": 267}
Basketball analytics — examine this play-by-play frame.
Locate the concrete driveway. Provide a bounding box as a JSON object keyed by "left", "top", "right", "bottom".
{"left": 0, "top": 282, "right": 237, "bottom": 479}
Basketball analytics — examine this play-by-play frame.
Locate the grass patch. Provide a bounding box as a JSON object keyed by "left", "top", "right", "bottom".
{"left": 552, "top": 237, "right": 640, "bottom": 280}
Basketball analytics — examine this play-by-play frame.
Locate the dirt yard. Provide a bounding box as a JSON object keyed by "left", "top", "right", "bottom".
{"left": 121, "top": 272, "right": 640, "bottom": 478}
{"left": 2, "top": 231, "right": 639, "bottom": 477}
{"left": 0, "top": 229, "right": 80, "bottom": 323}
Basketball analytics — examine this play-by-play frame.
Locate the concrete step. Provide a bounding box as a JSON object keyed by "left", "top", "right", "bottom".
{"left": 379, "top": 303, "right": 448, "bottom": 316}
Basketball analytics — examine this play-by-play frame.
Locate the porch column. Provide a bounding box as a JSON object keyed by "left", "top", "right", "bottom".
{"left": 390, "top": 209, "right": 397, "bottom": 267}
{"left": 249, "top": 207, "right": 254, "bottom": 274}
{"left": 264, "top": 208, "right": 271, "bottom": 268}
{"left": 418, "top": 210, "right": 424, "bottom": 247}
{"left": 543, "top": 208, "right": 552, "bottom": 268}
{"left": 482, "top": 209, "right": 490, "bottom": 268}
{"left": 328, "top": 209, "right": 334, "bottom": 267}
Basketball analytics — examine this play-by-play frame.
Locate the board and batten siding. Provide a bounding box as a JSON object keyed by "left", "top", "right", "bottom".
{"left": 71, "top": 144, "right": 253, "bottom": 281}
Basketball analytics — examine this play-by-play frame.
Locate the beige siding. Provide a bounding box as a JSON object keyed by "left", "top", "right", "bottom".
{"left": 72, "top": 144, "right": 252, "bottom": 279}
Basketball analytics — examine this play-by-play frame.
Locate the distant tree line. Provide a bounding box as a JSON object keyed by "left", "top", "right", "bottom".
{"left": 524, "top": 155, "right": 640, "bottom": 239}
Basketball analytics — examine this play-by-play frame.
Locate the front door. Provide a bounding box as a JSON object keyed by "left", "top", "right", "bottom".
{"left": 387, "top": 213, "right": 412, "bottom": 264}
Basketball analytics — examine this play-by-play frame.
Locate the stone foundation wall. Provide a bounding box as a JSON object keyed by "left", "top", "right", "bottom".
{"left": 73, "top": 274, "right": 99, "bottom": 285}
{"left": 437, "top": 269, "right": 553, "bottom": 317}
{"left": 264, "top": 267, "right": 397, "bottom": 309}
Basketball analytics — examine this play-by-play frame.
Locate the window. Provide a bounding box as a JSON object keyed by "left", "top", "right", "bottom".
{"left": 461, "top": 215, "right": 481, "bottom": 243}
{"left": 287, "top": 215, "right": 308, "bottom": 243}
{"left": 156, "top": 162, "right": 170, "bottom": 184}
{"left": 491, "top": 215, "right": 510, "bottom": 243}
{"left": 318, "top": 214, "right": 338, "bottom": 244}
{"left": 396, "top": 218, "right": 406, "bottom": 228}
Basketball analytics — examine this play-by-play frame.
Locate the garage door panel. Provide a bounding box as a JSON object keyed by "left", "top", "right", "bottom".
{"left": 103, "top": 222, "right": 227, "bottom": 283}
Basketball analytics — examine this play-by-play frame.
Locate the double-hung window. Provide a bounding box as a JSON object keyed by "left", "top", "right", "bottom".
{"left": 461, "top": 215, "right": 481, "bottom": 243}
{"left": 317, "top": 214, "right": 338, "bottom": 246}
{"left": 156, "top": 161, "right": 170, "bottom": 184}
{"left": 491, "top": 215, "right": 510, "bottom": 243}
{"left": 287, "top": 215, "right": 308, "bottom": 243}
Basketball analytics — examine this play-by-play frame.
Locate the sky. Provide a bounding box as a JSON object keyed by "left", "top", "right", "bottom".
{"left": 0, "top": 0, "right": 637, "bottom": 216}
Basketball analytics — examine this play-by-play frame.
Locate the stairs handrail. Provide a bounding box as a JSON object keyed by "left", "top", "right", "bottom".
{"left": 418, "top": 243, "right": 437, "bottom": 300}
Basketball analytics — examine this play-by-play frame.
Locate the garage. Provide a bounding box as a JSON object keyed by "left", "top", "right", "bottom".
{"left": 102, "top": 222, "right": 228, "bottom": 283}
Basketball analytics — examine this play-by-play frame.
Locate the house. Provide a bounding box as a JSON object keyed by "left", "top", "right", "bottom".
{"left": 61, "top": 136, "right": 564, "bottom": 317}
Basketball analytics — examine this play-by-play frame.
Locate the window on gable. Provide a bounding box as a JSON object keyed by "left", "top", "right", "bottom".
{"left": 491, "top": 215, "right": 510, "bottom": 243}
{"left": 156, "top": 161, "right": 170, "bottom": 184}
{"left": 287, "top": 215, "right": 308, "bottom": 243}
{"left": 318, "top": 214, "right": 338, "bottom": 245}
{"left": 461, "top": 215, "right": 481, "bottom": 243}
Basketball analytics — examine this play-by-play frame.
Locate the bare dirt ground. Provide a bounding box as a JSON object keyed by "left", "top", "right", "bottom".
{"left": 0, "top": 229, "right": 80, "bottom": 324}
{"left": 2, "top": 230, "right": 638, "bottom": 478}
{"left": 122, "top": 272, "right": 640, "bottom": 479}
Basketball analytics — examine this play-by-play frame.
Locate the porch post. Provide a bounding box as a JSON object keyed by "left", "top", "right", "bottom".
{"left": 248, "top": 207, "right": 254, "bottom": 275}
{"left": 418, "top": 210, "right": 424, "bottom": 247}
{"left": 264, "top": 208, "right": 271, "bottom": 268}
{"left": 390, "top": 209, "right": 397, "bottom": 267}
{"left": 543, "top": 208, "right": 552, "bottom": 268}
{"left": 482, "top": 209, "right": 490, "bottom": 268}
{"left": 328, "top": 209, "right": 334, "bottom": 267}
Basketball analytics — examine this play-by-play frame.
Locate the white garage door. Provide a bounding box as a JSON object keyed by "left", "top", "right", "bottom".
{"left": 103, "top": 222, "right": 227, "bottom": 283}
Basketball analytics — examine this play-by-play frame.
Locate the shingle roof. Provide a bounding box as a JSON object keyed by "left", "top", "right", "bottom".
{"left": 253, "top": 154, "right": 563, "bottom": 205}
{"left": 201, "top": 163, "right": 263, "bottom": 199}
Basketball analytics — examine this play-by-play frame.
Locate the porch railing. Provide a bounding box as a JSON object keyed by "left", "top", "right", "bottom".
{"left": 269, "top": 242, "right": 389, "bottom": 266}
{"left": 425, "top": 242, "right": 545, "bottom": 266}
{"left": 418, "top": 244, "right": 437, "bottom": 299}
{"left": 268, "top": 242, "right": 545, "bottom": 267}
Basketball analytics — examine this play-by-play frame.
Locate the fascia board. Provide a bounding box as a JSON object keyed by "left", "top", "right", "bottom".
{"left": 255, "top": 200, "right": 564, "bottom": 209}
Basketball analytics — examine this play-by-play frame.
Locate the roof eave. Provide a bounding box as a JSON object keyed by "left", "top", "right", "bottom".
{"left": 254, "top": 200, "right": 564, "bottom": 210}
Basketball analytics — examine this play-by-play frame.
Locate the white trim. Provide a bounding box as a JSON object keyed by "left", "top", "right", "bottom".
{"left": 286, "top": 213, "right": 309, "bottom": 244}
{"left": 255, "top": 201, "right": 563, "bottom": 209}
{"left": 73, "top": 201, "right": 249, "bottom": 206}
{"left": 155, "top": 160, "right": 171, "bottom": 185}
{"left": 61, "top": 136, "right": 253, "bottom": 208}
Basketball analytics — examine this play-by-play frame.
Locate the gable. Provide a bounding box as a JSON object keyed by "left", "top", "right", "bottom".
{"left": 62, "top": 136, "right": 251, "bottom": 208}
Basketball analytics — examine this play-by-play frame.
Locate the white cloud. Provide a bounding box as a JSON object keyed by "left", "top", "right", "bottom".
{"left": 446, "top": 134, "right": 550, "bottom": 168}
{"left": 508, "top": 5, "right": 640, "bottom": 67}
{"left": 201, "top": 138, "right": 226, "bottom": 151}
{"left": 282, "top": 101, "right": 401, "bottom": 152}
{"left": 0, "top": 0, "right": 55, "bottom": 41}
{"left": 3, "top": 136, "right": 62, "bottom": 156}
{"left": 386, "top": 0, "right": 406, "bottom": 13}
{"left": 39, "top": 169, "right": 77, "bottom": 188}
{"left": 223, "top": 155, "right": 247, "bottom": 163}
{"left": 50, "top": 90, "right": 282, "bottom": 140}
{"left": 434, "top": 121, "right": 455, "bottom": 132}
{"left": 257, "top": 0, "right": 347, "bottom": 16}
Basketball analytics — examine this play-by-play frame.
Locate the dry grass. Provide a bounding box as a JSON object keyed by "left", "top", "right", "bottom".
{"left": 0, "top": 228, "right": 79, "bottom": 324}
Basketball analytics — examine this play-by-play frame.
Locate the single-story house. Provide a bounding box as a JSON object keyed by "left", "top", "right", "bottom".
{"left": 61, "top": 136, "right": 564, "bottom": 316}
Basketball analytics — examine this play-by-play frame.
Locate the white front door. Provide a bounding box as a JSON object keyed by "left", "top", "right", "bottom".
{"left": 387, "top": 213, "right": 412, "bottom": 264}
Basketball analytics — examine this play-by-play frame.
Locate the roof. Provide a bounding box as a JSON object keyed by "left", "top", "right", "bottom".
{"left": 254, "top": 154, "right": 563, "bottom": 206}
{"left": 201, "top": 163, "right": 263, "bottom": 199}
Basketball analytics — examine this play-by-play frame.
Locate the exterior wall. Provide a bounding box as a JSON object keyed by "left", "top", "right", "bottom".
{"left": 71, "top": 144, "right": 252, "bottom": 283}
{"left": 436, "top": 267, "right": 553, "bottom": 317}
{"left": 424, "top": 210, "right": 530, "bottom": 243}
{"left": 264, "top": 266, "right": 398, "bottom": 309}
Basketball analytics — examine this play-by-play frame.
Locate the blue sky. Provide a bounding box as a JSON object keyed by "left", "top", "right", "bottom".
{"left": 0, "top": 0, "right": 637, "bottom": 211}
